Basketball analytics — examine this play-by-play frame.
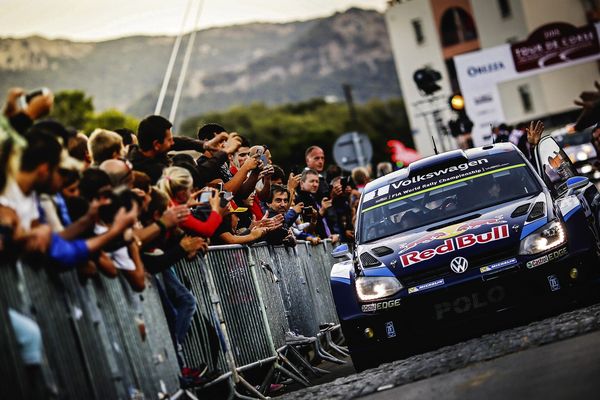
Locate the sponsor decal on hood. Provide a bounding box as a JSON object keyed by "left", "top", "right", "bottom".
{"left": 397, "top": 216, "right": 506, "bottom": 254}
{"left": 400, "top": 224, "right": 510, "bottom": 268}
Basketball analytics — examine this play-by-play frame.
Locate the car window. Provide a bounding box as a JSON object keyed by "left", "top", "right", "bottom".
{"left": 536, "top": 137, "right": 577, "bottom": 196}
{"left": 359, "top": 152, "right": 540, "bottom": 243}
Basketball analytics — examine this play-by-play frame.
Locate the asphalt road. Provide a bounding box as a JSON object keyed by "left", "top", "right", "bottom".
{"left": 282, "top": 298, "right": 600, "bottom": 400}
{"left": 365, "top": 329, "right": 600, "bottom": 400}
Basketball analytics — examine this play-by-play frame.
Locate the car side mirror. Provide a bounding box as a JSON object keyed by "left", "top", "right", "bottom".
{"left": 331, "top": 243, "right": 351, "bottom": 259}
{"left": 566, "top": 176, "right": 589, "bottom": 195}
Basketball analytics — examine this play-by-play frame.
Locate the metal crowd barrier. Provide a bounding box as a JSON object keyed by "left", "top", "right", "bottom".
{"left": 0, "top": 261, "right": 180, "bottom": 400}
{"left": 0, "top": 238, "right": 345, "bottom": 399}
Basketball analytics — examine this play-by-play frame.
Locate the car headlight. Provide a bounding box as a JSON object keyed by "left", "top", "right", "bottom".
{"left": 519, "top": 220, "right": 566, "bottom": 255}
{"left": 355, "top": 276, "right": 403, "bottom": 301}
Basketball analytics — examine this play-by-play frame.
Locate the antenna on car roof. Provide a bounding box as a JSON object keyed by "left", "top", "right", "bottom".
{"left": 490, "top": 123, "right": 495, "bottom": 144}
{"left": 431, "top": 136, "right": 439, "bottom": 155}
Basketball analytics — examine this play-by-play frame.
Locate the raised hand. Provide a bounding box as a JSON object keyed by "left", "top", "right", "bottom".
{"left": 526, "top": 120, "right": 544, "bottom": 146}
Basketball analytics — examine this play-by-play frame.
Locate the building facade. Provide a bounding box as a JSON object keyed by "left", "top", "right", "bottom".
{"left": 386, "top": 0, "right": 600, "bottom": 155}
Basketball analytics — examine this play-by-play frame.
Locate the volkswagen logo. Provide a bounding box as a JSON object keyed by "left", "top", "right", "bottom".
{"left": 450, "top": 257, "right": 469, "bottom": 274}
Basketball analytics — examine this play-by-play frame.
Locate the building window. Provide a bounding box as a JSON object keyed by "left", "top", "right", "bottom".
{"left": 440, "top": 7, "right": 478, "bottom": 47}
{"left": 518, "top": 84, "right": 533, "bottom": 113}
{"left": 498, "top": 0, "right": 512, "bottom": 19}
{"left": 412, "top": 18, "right": 425, "bottom": 45}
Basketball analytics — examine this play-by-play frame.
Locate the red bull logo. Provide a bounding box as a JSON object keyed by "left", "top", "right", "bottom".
{"left": 397, "top": 216, "right": 506, "bottom": 254}
{"left": 400, "top": 224, "right": 510, "bottom": 268}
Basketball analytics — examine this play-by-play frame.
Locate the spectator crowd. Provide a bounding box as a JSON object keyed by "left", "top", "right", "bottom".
{"left": 0, "top": 87, "right": 371, "bottom": 391}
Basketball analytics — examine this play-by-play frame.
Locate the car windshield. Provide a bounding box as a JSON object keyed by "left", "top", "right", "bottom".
{"left": 358, "top": 152, "right": 541, "bottom": 243}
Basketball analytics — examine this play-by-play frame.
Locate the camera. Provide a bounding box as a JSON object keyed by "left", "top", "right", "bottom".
{"left": 98, "top": 186, "right": 140, "bottom": 224}
{"left": 17, "top": 87, "right": 50, "bottom": 111}
{"left": 219, "top": 191, "right": 233, "bottom": 208}
{"left": 340, "top": 176, "right": 348, "bottom": 188}
{"left": 260, "top": 154, "right": 269, "bottom": 166}
{"left": 302, "top": 206, "right": 313, "bottom": 219}
{"left": 197, "top": 191, "right": 213, "bottom": 203}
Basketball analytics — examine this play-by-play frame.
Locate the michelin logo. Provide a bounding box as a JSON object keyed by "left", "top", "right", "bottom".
{"left": 408, "top": 279, "right": 445, "bottom": 294}
{"left": 480, "top": 258, "right": 518, "bottom": 273}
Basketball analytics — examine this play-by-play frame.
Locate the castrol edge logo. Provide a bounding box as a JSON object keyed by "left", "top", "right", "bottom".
{"left": 400, "top": 224, "right": 510, "bottom": 268}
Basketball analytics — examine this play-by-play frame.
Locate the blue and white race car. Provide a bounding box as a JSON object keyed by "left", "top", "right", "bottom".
{"left": 331, "top": 138, "right": 600, "bottom": 371}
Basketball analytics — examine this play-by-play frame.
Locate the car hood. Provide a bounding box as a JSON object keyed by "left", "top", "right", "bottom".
{"left": 357, "top": 197, "right": 541, "bottom": 282}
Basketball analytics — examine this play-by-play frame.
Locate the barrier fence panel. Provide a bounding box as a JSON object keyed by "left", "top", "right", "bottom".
{"left": 271, "top": 245, "right": 319, "bottom": 338}
{"left": 141, "top": 276, "right": 181, "bottom": 393}
{"left": 171, "top": 258, "right": 229, "bottom": 376}
{"left": 20, "top": 262, "right": 101, "bottom": 399}
{"left": 249, "top": 243, "right": 289, "bottom": 350}
{"left": 0, "top": 262, "right": 29, "bottom": 399}
{"left": 297, "top": 243, "right": 328, "bottom": 331}
{"left": 205, "top": 245, "right": 276, "bottom": 368}
{"left": 91, "top": 274, "right": 144, "bottom": 397}
{"left": 60, "top": 271, "right": 118, "bottom": 399}
{"left": 1, "top": 237, "right": 343, "bottom": 399}
{"left": 310, "top": 241, "right": 340, "bottom": 325}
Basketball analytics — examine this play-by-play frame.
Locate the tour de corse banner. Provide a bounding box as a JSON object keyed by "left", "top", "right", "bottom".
{"left": 454, "top": 22, "right": 600, "bottom": 147}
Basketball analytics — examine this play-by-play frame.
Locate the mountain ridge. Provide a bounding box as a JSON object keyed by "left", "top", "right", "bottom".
{"left": 0, "top": 7, "right": 401, "bottom": 126}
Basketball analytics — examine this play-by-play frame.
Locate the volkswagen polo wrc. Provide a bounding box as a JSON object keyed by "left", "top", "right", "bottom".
{"left": 331, "top": 139, "right": 600, "bottom": 371}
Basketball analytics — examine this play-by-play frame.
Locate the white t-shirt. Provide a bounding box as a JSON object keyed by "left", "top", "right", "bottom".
{"left": 94, "top": 224, "right": 136, "bottom": 271}
{"left": 0, "top": 179, "right": 39, "bottom": 232}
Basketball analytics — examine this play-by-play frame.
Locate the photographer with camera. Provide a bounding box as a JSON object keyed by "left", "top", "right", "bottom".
{"left": 157, "top": 167, "right": 226, "bottom": 237}
{"left": 328, "top": 176, "right": 355, "bottom": 243}
{"left": 295, "top": 169, "right": 339, "bottom": 243}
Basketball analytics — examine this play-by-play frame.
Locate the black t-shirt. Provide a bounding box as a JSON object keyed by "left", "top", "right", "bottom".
{"left": 197, "top": 154, "right": 233, "bottom": 184}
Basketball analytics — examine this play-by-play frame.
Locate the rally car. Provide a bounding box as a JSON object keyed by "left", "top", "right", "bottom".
{"left": 331, "top": 138, "right": 600, "bottom": 371}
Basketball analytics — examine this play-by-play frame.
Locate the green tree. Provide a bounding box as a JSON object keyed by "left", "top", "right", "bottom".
{"left": 87, "top": 108, "right": 139, "bottom": 133}
{"left": 180, "top": 97, "right": 413, "bottom": 173}
{"left": 50, "top": 90, "right": 94, "bottom": 130}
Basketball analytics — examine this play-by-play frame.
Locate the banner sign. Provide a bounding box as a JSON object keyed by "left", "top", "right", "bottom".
{"left": 511, "top": 22, "right": 600, "bottom": 72}
{"left": 455, "top": 22, "right": 600, "bottom": 147}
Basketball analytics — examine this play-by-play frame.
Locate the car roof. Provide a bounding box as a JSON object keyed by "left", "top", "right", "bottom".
{"left": 363, "top": 142, "right": 521, "bottom": 194}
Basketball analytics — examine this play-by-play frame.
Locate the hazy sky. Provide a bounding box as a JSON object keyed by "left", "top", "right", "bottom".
{"left": 0, "top": 0, "right": 389, "bottom": 42}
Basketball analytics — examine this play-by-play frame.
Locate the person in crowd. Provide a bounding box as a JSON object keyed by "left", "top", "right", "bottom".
{"left": 210, "top": 209, "right": 269, "bottom": 245}
{"left": 230, "top": 135, "right": 251, "bottom": 174}
{"left": 509, "top": 122, "right": 529, "bottom": 155}
{"left": 67, "top": 132, "right": 92, "bottom": 168}
{"left": 351, "top": 166, "right": 370, "bottom": 193}
{"left": 129, "top": 115, "right": 233, "bottom": 185}
{"left": 196, "top": 123, "right": 258, "bottom": 195}
{"left": 88, "top": 128, "right": 125, "bottom": 166}
{"left": 262, "top": 184, "right": 299, "bottom": 246}
{"left": 140, "top": 187, "right": 215, "bottom": 383}
{"left": 295, "top": 169, "right": 338, "bottom": 243}
{"left": 304, "top": 145, "right": 330, "bottom": 201}
{"left": 328, "top": 176, "right": 355, "bottom": 243}
{"left": 114, "top": 127, "right": 138, "bottom": 154}
{"left": 376, "top": 162, "right": 393, "bottom": 178}
{"left": 156, "top": 166, "right": 225, "bottom": 237}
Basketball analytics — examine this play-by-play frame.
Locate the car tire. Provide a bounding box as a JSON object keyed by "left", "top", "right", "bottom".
{"left": 350, "top": 351, "right": 382, "bottom": 373}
